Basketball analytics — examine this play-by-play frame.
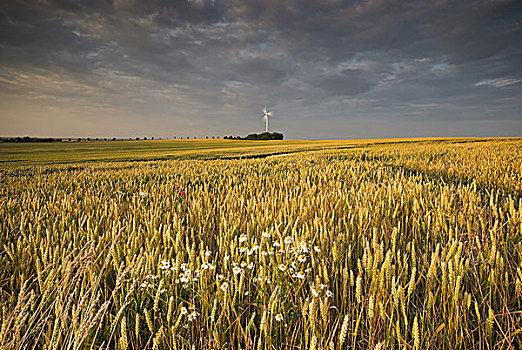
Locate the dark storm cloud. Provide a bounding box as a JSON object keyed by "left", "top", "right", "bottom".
{"left": 0, "top": 0, "right": 521, "bottom": 138}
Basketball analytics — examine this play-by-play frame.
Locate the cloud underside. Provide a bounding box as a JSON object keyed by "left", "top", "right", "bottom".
{"left": 0, "top": 0, "right": 521, "bottom": 138}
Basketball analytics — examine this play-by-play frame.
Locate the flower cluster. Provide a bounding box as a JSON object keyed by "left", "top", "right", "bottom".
{"left": 180, "top": 305, "right": 199, "bottom": 328}
{"left": 140, "top": 231, "right": 332, "bottom": 330}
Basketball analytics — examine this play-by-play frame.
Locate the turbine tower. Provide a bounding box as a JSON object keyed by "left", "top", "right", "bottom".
{"left": 263, "top": 108, "right": 272, "bottom": 132}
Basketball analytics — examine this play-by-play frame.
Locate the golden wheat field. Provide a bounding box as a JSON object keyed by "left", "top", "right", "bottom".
{"left": 1, "top": 138, "right": 521, "bottom": 349}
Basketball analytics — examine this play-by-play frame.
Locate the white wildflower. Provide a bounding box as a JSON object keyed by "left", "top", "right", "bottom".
{"left": 188, "top": 311, "right": 198, "bottom": 322}
{"left": 159, "top": 260, "right": 170, "bottom": 270}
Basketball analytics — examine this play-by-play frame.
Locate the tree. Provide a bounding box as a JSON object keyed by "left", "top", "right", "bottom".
{"left": 245, "top": 132, "right": 284, "bottom": 140}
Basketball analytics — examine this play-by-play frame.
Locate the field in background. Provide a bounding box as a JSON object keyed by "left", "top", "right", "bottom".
{"left": 0, "top": 137, "right": 521, "bottom": 349}
{"left": 0, "top": 137, "right": 489, "bottom": 165}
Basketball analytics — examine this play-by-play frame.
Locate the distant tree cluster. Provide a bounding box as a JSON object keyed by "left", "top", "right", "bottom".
{"left": 1, "top": 134, "right": 280, "bottom": 143}
{"left": 223, "top": 132, "right": 284, "bottom": 140}
{"left": 245, "top": 132, "right": 284, "bottom": 140}
{"left": 0, "top": 137, "right": 139, "bottom": 143}
{"left": 0, "top": 136, "right": 62, "bottom": 143}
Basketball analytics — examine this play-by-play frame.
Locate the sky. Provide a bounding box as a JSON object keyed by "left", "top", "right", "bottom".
{"left": 0, "top": 0, "right": 521, "bottom": 139}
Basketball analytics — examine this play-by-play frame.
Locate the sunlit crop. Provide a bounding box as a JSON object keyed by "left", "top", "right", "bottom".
{"left": 0, "top": 138, "right": 520, "bottom": 349}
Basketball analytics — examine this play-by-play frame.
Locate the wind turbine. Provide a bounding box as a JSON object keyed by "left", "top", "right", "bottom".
{"left": 262, "top": 108, "right": 272, "bottom": 132}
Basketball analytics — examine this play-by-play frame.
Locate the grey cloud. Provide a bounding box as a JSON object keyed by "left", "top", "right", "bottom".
{"left": 475, "top": 78, "right": 522, "bottom": 88}
{"left": 233, "top": 57, "right": 294, "bottom": 85}
{"left": 0, "top": 0, "right": 521, "bottom": 138}
{"left": 316, "top": 69, "right": 378, "bottom": 96}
